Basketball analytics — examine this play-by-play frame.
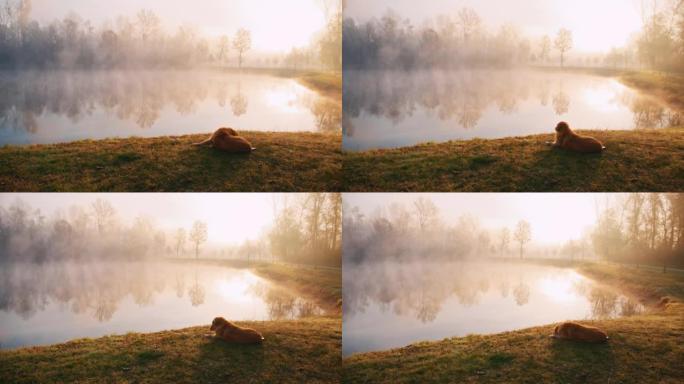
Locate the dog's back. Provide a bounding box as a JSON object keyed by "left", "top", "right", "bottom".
{"left": 214, "top": 318, "right": 264, "bottom": 344}
{"left": 553, "top": 322, "right": 608, "bottom": 343}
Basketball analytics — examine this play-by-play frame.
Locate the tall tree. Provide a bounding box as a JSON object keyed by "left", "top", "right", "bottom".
{"left": 499, "top": 227, "right": 510, "bottom": 256}
{"left": 233, "top": 28, "right": 251, "bottom": 68}
{"left": 513, "top": 220, "right": 531, "bottom": 259}
{"left": 189, "top": 221, "right": 208, "bottom": 259}
{"left": 554, "top": 28, "right": 573, "bottom": 67}
{"left": 91, "top": 199, "right": 115, "bottom": 235}
{"left": 174, "top": 228, "right": 186, "bottom": 258}
{"left": 539, "top": 35, "right": 551, "bottom": 63}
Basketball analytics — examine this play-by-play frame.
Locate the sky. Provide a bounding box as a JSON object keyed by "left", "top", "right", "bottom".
{"left": 0, "top": 193, "right": 282, "bottom": 246}
{"left": 345, "top": 193, "right": 621, "bottom": 245}
{"left": 345, "top": 0, "right": 646, "bottom": 53}
{"left": 30, "top": 0, "right": 329, "bottom": 53}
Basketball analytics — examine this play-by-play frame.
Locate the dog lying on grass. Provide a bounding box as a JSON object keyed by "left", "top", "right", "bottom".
{"left": 209, "top": 317, "right": 264, "bottom": 344}
{"left": 551, "top": 322, "right": 609, "bottom": 343}
{"left": 193, "top": 127, "right": 256, "bottom": 153}
{"left": 548, "top": 122, "right": 606, "bottom": 153}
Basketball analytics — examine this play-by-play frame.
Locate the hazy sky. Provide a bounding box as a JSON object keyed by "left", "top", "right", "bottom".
{"left": 0, "top": 193, "right": 282, "bottom": 246}
{"left": 346, "top": 193, "right": 619, "bottom": 245}
{"left": 30, "top": 0, "right": 329, "bottom": 52}
{"left": 345, "top": 0, "right": 645, "bottom": 53}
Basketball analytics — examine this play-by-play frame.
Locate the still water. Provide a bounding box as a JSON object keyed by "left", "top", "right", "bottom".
{"left": 0, "top": 261, "right": 321, "bottom": 349}
{"left": 342, "top": 261, "right": 643, "bottom": 356}
{"left": 0, "top": 70, "right": 340, "bottom": 146}
{"left": 343, "top": 69, "right": 680, "bottom": 151}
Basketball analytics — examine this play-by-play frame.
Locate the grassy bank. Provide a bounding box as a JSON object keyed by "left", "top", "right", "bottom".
{"left": 0, "top": 131, "right": 341, "bottom": 192}
{"left": 619, "top": 71, "right": 684, "bottom": 111}
{"left": 343, "top": 127, "right": 684, "bottom": 192}
{"left": 343, "top": 262, "right": 684, "bottom": 384}
{"left": 252, "top": 263, "right": 342, "bottom": 315}
{"left": 0, "top": 318, "right": 341, "bottom": 384}
{"left": 296, "top": 72, "right": 342, "bottom": 100}
{"left": 186, "top": 259, "right": 342, "bottom": 315}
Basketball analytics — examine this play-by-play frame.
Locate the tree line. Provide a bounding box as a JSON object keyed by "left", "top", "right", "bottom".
{"left": 592, "top": 193, "right": 684, "bottom": 270}
{"left": 343, "top": 3, "right": 684, "bottom": 71}
{"left": 0, "top": 0, "right": 341, "bottom": 70}
{"left": 343, "top": 197, "right": 538, "bottom": 264}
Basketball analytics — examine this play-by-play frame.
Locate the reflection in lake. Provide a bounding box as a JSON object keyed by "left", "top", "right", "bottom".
{"left": 343, "top": 70, "right": 680, "bottom": 150}
{"left": 0, "top": 70, "right": 341, "bottom": 145}
{"left": 0, "top": 261, "right": 321, "bottom": 349}
{"left": 342, "top": 261, "right": 642, "bottom": 356}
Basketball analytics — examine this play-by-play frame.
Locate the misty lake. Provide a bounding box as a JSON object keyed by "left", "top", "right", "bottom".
{"left": 0, "top": 70, "right": 340, "bottom": 146}
{"left": 343, "top": 69, "right": 681, "bottom": 151}
{"left": 0, "top": 261, "right": 322, "bottom": 349}
{"left": 342, "top": 261, "right": 643, "bottom": 356}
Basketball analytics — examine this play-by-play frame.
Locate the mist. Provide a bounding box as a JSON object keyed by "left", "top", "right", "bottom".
{"left": 343, "top": 1, "right": 684, "bottom": 71}
{"left": 0, "top": 0, "right": 342, "bottom": 70}
{"left": 0, "top": 193, "right": 341, "bottom": 266}
{"left": 344, "top": 193, "right": 684, "bottom": 268}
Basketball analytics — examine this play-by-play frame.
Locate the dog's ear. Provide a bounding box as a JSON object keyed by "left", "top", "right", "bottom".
{"left": 556, "top": 122, "right": 569, "bottom": 132}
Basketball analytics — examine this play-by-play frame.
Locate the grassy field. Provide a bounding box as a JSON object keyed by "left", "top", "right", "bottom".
{"left": 0, "top": 262, "right": 342, "bottom": 383}
{"left": 0, "top": 318, "right": 340, "bottom": 384}
{"left": 0, "top": 131, "right": 341, "bottom": 192}
{"left": 343, "top": 127, "right": 684, "bottom": 192}
{"left": 342, "top": 262, "right": 684, "bottom": 384}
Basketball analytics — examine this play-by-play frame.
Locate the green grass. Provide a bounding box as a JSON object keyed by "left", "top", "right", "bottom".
{"left": 0, "top": 131, "right": 341, "bottom": 191}
{"left": 342, "top": 262, "right": 684, "bottom": 384}
{"left": 0, "top": 318, "right": 341, "bottom": 384}
{"left": 343, "top": 128, "right": 684, "bottom": 191}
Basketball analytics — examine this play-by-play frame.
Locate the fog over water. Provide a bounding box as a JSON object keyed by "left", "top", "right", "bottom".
{"left": 0, "top": 71, "right": 340, "bottom": 145}
{"left": 0, "top": 261, "right": 322, "bottom": 349}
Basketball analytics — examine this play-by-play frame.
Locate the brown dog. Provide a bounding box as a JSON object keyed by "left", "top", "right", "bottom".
{"left": 210, "top": 317, "right": 264, "bottom": 344}
{"left": 193, "top": 127, "right": 255, "bottom": 153}
{"left": 551, "top": 322, "right": 609, "bottom": 343}
{"left": 550, "top": 122, "right": 605, "bottom": 153}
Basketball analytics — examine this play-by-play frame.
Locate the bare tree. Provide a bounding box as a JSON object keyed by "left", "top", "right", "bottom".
{"left": 513, "top": 220, "right": 532, "bottom": 259}
{"left": 216, "top": 35, "right": 230, "bottom": 64}
{"left": 174, "top": 228, "right": 186, "bottom": 258}
{"left": 189, "top": 221, "right": 208, "bottom": 260}
{"left": 539, "top": 35, "right": 551, "bottom": 63}
{"left": 413, "top": 197, "right": 439, "bottom": 232}
{"left": 233, "top": 28, "right": 251, "bottom": 68}
{"left": 554, "top": 28, "right": 573, "bottom": 67}
{"left": 457, "top": 7, "right": 481, "bottom": 43}
{"left": 91, "top": 199, "right": 115, "bottom": 235}
{"left": 136, "top": 9, "right": 160, "bottom": 44}
{"left": 499, "top": 227, "right": 510, "bottom": 256}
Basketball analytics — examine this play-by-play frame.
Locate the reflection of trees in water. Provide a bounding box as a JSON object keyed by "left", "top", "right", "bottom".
{"left": 344, "top": 71, "right": 681, "bottom": 135}
{"left": 344, "top": 262, "right": 643, "bottom": 323}
{"left": 251, "top": 282, "right": 322, "bottom": 320}
{"left": 230, "top": 82, "right": 248, "bottom": 117}
{"left": 0, "top": 72, "right": 337, "bottom": 135}
{"left": 512, "top": 281, "right": 530, "bottom": 306}
{"left": 0, "top": 262, "right": 206, "bottom": 322}
{"left": 187, "top": 266, "right": 205, "bottom": 307}
{"left": 631, "top": 97, "right": 681, "bottom": 128}
{"left": 311, "top": 98, "right": 342, "bottom": 133}
{"left": 552, "top": 85, "right": 570, "bottom": 115}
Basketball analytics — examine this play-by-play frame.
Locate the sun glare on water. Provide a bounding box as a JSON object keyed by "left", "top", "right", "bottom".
{"left": 537, "top": 272, "right": 585, "bottom": 302}
{"left": 215, "top": 272, "right": 263, "bottom": 302}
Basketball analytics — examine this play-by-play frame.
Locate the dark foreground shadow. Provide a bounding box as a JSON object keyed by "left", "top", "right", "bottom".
{"left": 549, "top": 338, "right": 616, "bottom": 383}
{"left": 194, "top": 338, "right": 266, "bottom": 383}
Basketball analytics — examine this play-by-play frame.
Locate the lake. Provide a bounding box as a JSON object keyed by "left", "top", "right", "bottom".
{"left": 0, "top": 70, "right": 340, "bottom": 146}
{"left": 343, "top": 69, "right": 680, "bottom": 151}
{"left": 342, "top": 261, "right": 643, "bottom": 356}
{"left": 0, "top": 261, "right": 322, "bottom": 349}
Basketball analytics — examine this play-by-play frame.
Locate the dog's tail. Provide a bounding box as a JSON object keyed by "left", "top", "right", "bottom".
{"left": 251, "top": 147, "right": 257, "bottom": 152}
{"left": 192, "top": 137, "right": 213, "bottom": 146}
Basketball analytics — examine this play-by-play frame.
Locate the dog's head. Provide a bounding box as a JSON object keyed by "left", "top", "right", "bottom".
{"left": 555, "top": 121, "right": 570, "bottom": 134}
{"left": 210, "top": 317, "right": 227, "bottom": 331}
